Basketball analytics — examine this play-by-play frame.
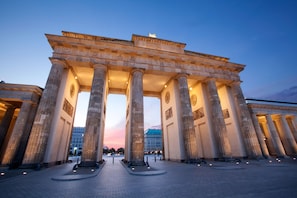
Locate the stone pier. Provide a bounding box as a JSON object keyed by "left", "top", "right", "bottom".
{"left": 176, "top": 74, "right": 198, "bottom": 161}
{"left": 22, "top": 59, "right": 66, "bottom": 167}
{"left": 231, "top": 83, "right": 262, "bottom": 158}
{"left": 265, "top": 115, "right": 286, "bottom": 157}
{"left": 128, "top": 69, "right": 145, "bottom": 165}
{"left": 80, "top": 66, "right": 107, "bottom": 167}
{"left": 206, "top": 79, "right": 232, "bottom": 159}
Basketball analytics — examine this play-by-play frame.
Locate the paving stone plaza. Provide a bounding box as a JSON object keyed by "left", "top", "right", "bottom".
{"left": 1, "top": 156, "right": 297, "bottom": 198}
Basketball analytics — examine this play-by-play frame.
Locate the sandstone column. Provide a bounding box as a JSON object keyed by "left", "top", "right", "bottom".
{"left": 250, "top": 113, "right": 270, "bottom": 158}
{"left": 0, "top": 105, "right": 15, "bottom": 148}
{"left": 129, "top": 69, "right": 145, "bottom": 165}
{"left": 231, "top": 82, "right": 263, "bottom": 158}
{"left": 12, "top": 103, "right": 38, "bottom": 168}
{"left": 176, "top": 74, "right": 198, "bottom": 160}
{"left": 265, "top": 114, "right": 286, "bottom": 157}
{"left": 1, "top": 102, "right": 31, "bottom": 166}
{"left": 289, "top": 116, "right": 297, "bottom": 142}
{"left": 206, "top": 79, "right": 232, "bottom": 159}
{"left": 279, "top": 115, "right": 297, "bottom": 155}
{"left": 80, "top": 65, "right": 107, "bottom": 167}
{"left": 22, "top": 58, "right": 66, "bottom": 166}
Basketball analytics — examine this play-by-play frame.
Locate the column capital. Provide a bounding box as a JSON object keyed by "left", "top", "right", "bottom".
{"left": 229, "top": 80, "right": 243, "bottom": 86}
{"left": 4, "top": 103, "right": 16, "bottom": 109}
{"left": 204, "top": 77, "right": 216, "bottom": 82}
{"left": 175, "top": 73, "right": 189, "bottom": 79}
{"left": 93, "top": 63, "right": 107, "bottom": 71}
{"left": 131, "top": 68, "right": 145, "bottom": 74}
{"left": 273, "top": 114, "right": 283, "bottom": 120}
{"left": 49, "top": 58, "right": 67, "bottom": 68}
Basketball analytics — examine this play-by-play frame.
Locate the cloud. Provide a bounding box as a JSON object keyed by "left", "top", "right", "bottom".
{"left": 262, "top": 86, "right": 297, "bottom": 103}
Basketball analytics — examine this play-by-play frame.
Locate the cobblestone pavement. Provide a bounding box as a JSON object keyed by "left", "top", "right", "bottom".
{"left": 0, "top": 156, "right": 297, "bottom": 198}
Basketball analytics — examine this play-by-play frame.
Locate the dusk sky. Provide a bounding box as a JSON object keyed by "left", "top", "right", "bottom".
{"left": 1, "top": 1, "right": 297, "bottom": 149}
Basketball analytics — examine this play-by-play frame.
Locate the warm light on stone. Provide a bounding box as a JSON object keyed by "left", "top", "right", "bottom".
{"left": 1, "top": 32, "right": 296, "bottom": 169}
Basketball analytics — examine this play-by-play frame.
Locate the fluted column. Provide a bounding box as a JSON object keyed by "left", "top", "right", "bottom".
{"left": 176, "top": 74, "right": 198, "bottom": 160}
{"left": 12, "top": 103, "right": 38, "bottom": 168}
{"left": 206, "top": 79, "right": 232, "bottom": 159}
{"left": 265, "top": 114, "right": 286, "bottom": 157}
{"left": 250, "top": 113, "right": 270, "bottom": 158}
{"left": 0, "top": 105, "right": 15, "bottom": 148}
{"left": 231, "top": 82, "right": 262, "bottom": 158}
{"left": 290, "top": 116, "right": 297, "bottom": 142}
{"left": 81, "top": 65, "right": 107, "bottom": 167}
{"left": 129, "top": 69, "right": 145, "bottom": 165}
{"left": 1, "top": 102, "right": 31, "bottom": 166}
{"left": 22, "top": 58, "right": 66, "bottom": 166}
{"left": 279, "top": 115, "right": 297, "bottom": 155}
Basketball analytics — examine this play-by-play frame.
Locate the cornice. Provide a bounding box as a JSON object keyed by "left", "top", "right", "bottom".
{"left": 247, "top": 103, "right": 297, "bottom": 112}
{"left": 132, "top": 34, "right": 186, "bottom": 54}
{"left": 0, "top": 83, "right": 43, "bottom": 95}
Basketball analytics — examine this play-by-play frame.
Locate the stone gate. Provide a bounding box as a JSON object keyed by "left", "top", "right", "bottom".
{"left": 1, "top": 31, "right": 296, "bottom": 168}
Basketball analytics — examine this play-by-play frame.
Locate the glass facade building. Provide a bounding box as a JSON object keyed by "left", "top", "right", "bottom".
{"left": 69, "top": 127, "right": 85, "bottom": 155}
{"left": 144, "top": 127, "right": 163, "bottom": 153}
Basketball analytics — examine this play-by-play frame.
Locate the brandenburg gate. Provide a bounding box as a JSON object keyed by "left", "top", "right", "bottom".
{"left": 1, "top": 31, "right": 296, "bottom": 168}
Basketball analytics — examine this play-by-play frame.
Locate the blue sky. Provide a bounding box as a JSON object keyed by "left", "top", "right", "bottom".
{"left": 1, "top": 0, "right": 297, "bottom": 148}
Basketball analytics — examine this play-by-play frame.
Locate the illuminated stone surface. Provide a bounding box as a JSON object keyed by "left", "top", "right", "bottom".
{"left": 0, "top": 32, "right": 297, "bottom": 168}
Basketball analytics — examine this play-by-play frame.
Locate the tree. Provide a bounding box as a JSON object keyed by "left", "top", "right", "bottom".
{"left": 103, "top": 146, "right": 109, "bottom": 154}
{"left": 110, "top": 147, "right": 116, "bottom": 154}
{"left": 117, "top": 147, "right": 125, "bottom": 154}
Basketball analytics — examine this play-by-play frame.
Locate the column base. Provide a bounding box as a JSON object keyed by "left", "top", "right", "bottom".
{"left": 214, "top": 157, "right": 241, "bottom": 162}
{"left": 183, "top": 158, "right": 205, "bottom": 164}
{"left": 79, "top": 161, "right": 100, "bottom": 168}
{"left": 128, "top": 160, "right": 146, "bottom": 167}
{"left": 19, "top": 163, "right": 43, "bottom": 170}
{"left": 8, "top": 161, "right": 22, "bottom": 169}
{"left": 276, "top": 155, "right": 290, "bottom": 159}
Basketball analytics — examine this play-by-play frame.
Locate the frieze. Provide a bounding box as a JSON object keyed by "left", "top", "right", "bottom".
{"left": 222, "top": 109, "right": 230, "bottom": 119}
{"left": 193, "top": 107, "right": 204, "bottom": 120}
{"left": 165, "top": 107, "right": 173, "bottom": 120}
{"left": 63, "top": 98, "right": 74, "bottom": 117}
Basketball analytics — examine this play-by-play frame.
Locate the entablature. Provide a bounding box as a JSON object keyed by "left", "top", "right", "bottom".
{"left": 247, "top": 103, "right": 297, "bottom": 115}
{"left": 47, "top": 31, "right": 244, "bottom": 74}
{"left": 46, "top": 31, "right": 245, "bottom": 93}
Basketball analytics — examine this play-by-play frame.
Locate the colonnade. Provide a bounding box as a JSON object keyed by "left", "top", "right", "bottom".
{"left": 1, "top": 61, "right": 296, "bottom": 168}
{"left": 250, "top": 111, "right": 297, "bottom": 157}
{"left": 163, "top": 78, "right": 263, "bottom": 161}
{"left": 0, "top": 84, "right": 42, "bottom": 167}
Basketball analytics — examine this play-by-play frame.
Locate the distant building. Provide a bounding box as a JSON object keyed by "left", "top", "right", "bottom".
{"left": 69, "top": 127, "right": 85, "bottom": 156}
{"left": 144, "top": 126, "right": 162, "bottom": 153}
